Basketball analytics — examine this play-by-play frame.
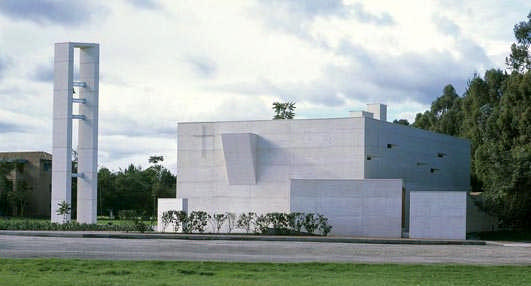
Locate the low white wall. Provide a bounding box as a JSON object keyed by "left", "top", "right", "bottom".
{"left": 157, "top": 198, "right": 188, "bottom": 232}
{"left": 290, "top": 179, "right": 403, "bottom": 237}
{"left": 409, "top": 191, "right": 466, "bottom": 239}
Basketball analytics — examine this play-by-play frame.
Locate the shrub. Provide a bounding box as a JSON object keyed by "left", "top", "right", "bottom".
{"left": 267, "top": 213, "right": 289, "bottom": 234}
{"left": 56, "top": 201, "right": 71, "bottom": 223}
{"left": 304, "top": 213, "right": 319, "bottom": 234}
{"left": 161, "top": 210, "right": 177, "bottom": 232}
{"left": 210, "top": 213, "right": 227, "bottom": 233}
{"left": 175, "top": 211, "right": 190, "bottom": 233}
{"left": 189, "top": 211, "right": 210, "bottom": 233}
{"left": 0, "top": 220, "right": 140, "bottom": 232}
{"left": 317, "top": 214, "right": 332, "bottom": 236}
{"left": 254, "top": 214, "right": 270, "bottom": 234}
{"left": 288, "top": 212, "right": 305, "bottom": 233}
{"left": 133, "top": 219, "right": 150, "bottom": 233}
{"left": 237, "top": 212, "right": 256, "bottom": 233}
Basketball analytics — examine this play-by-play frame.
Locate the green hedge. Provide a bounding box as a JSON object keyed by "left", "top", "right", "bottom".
{"left": 0, "top": 220, "right": 149, "bottom": 232}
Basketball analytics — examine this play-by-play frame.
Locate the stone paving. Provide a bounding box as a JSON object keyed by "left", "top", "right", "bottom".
{"left": 1, "top": 235, "right": 530, "bottom": 265}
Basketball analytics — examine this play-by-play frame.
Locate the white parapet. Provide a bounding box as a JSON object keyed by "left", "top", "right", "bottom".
{"left": 290, "top": 179, "right": 403, "bottom": 237}
{"left": 409, "top": 191, "right": 467, "bottom": 240}
{"left": 157, "top": 198, "right": 188, "bottom": 232}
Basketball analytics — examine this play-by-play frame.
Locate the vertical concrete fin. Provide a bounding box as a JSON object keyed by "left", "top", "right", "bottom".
{"left": 51, "top": 43, "right": 74, "bottom": 223}
{"left": 76, "top": 44, "right": 99, "bottom": 224}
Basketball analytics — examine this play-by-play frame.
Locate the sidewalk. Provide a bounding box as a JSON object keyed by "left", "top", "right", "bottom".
{"left": 0, "top": 230, "right": 486, "bottom": 245}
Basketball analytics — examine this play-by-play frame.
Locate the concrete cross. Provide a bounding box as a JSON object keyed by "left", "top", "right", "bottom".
{"left": 192, "top": 126, "right": 214, "bottom": 158}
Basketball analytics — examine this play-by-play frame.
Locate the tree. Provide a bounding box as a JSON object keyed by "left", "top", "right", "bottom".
{"left": 97, "top": 159, "right": 176, "bottom": 218}
{"left": 506, "top": 12, "right": 531, "bottom": 73}
{"left": 0, "top": 161, "right": 30, "bottom": 217}
{"left": 272, "top": 102, "right": 296, "bottom": 119}
{"left": 411, "top": 12, "right": 531, "bottom": 229}
{"left": 413, "top": 84, "right": 462, "bottom": 136}
{"left": 148, "top": 156, "right": 164, "bottom": 164}
{"left": 392, "top": 119, "right": 410, "bottom": 126}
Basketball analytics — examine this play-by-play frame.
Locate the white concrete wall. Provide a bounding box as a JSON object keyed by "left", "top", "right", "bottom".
{"left": 409, "top": 191, "right": 466, "bottom": 239}
{"left": 177, "top": 118, "right": 365, "bottom": 215}
{"left": 157, "top": 198, "right": 188, "bottom": 232}
{"left": 290, "top": 179, "right": 403, "bottom": 237}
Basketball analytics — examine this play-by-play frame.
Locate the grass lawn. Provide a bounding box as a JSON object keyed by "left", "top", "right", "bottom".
{"left": 0, "top": 259, "right": 528, "bottom": 286}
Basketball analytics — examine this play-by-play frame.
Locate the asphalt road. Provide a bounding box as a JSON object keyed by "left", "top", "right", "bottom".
{"left": 1, "top": 235, "right": 530, "bottom": 265}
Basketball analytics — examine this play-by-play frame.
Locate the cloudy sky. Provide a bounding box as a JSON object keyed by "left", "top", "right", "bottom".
{"left": 0, "top": 0, "right": 528, "bottom": 172}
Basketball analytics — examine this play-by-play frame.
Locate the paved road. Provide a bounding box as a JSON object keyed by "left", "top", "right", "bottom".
{"left": 1, "top": 235, "right": 530, "bottom": 265}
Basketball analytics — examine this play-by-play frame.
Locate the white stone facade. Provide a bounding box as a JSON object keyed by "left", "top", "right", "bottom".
{"left": 166, "top": 104, "right": 470, "bottom": 238}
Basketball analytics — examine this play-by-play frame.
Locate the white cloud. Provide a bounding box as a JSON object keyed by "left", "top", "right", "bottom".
{"left": 0, "top": 0, "right": 527, "bottom": 171}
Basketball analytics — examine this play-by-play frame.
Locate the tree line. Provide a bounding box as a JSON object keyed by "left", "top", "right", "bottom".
{"left": 408, "top": 12, "right": 530, "bottom": 229}
{"left": 95, "top": 156, "right": 176, "bottom": 218}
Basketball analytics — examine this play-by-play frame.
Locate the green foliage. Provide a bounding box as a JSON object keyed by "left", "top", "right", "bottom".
{"left": 115, "top": 209, "right": 151, "bottom": 232}
{"left": 0, "top": 161, "right": 30, "bottom": 217}
{"left": 303, "top": 213, "right": 319, "bottom": 234}
{"left": 254, "top": 214, "right": 270, "bottom": 234}
{"left": 317, "top": 214, "right": 332, "bottom": 236}
{"left": 246, "top": 212, "right": 330, "bottom": 236}
{"left": 506, "top": 12, "right": 531, "bottom": 72}
{"left": 118, "top": 209, "right": 137, "bottom": 220}
{"left": 1, "top": 259, "right": 529, "bottom": 286}
{"left": 188, "top": 211, "right": 210, "bottom": 233}
{"left": 160, "top": 210, "right": 176, "bottom": 232}
{"left": 0, "top": 219, "right": 141, "bottom": 232}
{"left": 272, "top": 101, "right": 296, "bottom": 119}
{"left": 97, "top": 159, "right": 176, "bottom": 219}
{"left": 412, "top": 18, "right": 531, "bottom": 228}
{"left": 287, "top": 212, "right": 305, "bottom": 233}
{"left": 236, "top": 212, "right": 256, "bottom": 233}
{"left": 56, "top": 201, "right": 71, "bottom": 224}
{"left": 266, "top": 213, "right": 289, "bottom": 234}
{"left": 392, "top": 119, "right": 410, "bottom": 126}
{"left": 148, "top": 155, "right": 164, "bottom": 164}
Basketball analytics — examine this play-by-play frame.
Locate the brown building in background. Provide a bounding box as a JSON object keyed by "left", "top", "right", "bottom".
{"left": 0, "top": 151, "right": 52, "bottom": 218}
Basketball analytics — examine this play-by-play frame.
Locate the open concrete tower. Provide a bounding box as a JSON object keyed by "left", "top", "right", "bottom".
{"left": 51, "top": 42, "right": 99, "bottom": 224}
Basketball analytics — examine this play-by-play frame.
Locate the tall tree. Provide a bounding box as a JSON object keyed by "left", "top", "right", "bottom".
{"left": 97, "top": 158, "right": 176, "bottom": 218}
{"left": 506, "top": 12, "right": 531, "bottom": 73}
{"left": 272, "top": 102, "right": 296, "bottom": 119}
{"left": 412, "top": 12, "right": 531, "bottom": 228}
